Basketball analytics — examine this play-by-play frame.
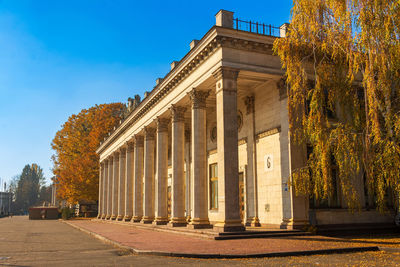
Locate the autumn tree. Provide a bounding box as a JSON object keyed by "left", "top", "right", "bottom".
{"left": 51, "top": 103, "right": 125, "bottom": 203}
{"left": 274, "top": 0, "right": 400, "bottom": 211}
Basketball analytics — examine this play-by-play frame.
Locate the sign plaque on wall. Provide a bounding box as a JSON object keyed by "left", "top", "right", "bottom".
{"left": 264, "top": 154, "right": 273, "bottom": 172}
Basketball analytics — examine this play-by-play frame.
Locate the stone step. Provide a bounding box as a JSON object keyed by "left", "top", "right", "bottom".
{"left": 217, "top": 230, "right": 302, "bottom": 236}
{"left": 214, "top": 231, "right": 311, "bottom": 240}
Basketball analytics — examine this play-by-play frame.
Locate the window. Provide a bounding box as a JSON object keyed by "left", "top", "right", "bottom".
{"left": 209, "top": 163, "right": 218, "bottom": 210}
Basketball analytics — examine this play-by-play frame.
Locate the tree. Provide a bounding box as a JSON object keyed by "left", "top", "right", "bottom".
{"left": 51, "top": 103, "right": 125, "bottom": 203}
{"left": 274, "top": 0, "right": 400, "bottom": 211}
{"left": 14, "top": 164, "right": 45, "bottom": 213}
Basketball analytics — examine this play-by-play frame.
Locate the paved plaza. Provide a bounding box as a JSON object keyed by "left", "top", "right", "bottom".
{"left": 1, "top": 216, "right": 400, "bottom": 266}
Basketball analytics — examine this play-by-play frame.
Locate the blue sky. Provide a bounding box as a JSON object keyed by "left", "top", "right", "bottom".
{"left": 0, "top": 0, "right": 292, "bottom": 186}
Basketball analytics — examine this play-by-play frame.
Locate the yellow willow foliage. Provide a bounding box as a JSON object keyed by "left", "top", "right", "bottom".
{"left": 274, "top": 0, "right": 400, "bottom": 211}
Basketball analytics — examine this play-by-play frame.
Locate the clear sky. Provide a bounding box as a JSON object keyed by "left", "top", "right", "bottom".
{"left": 0, "top": 0, "right": 293, "bottom": 186}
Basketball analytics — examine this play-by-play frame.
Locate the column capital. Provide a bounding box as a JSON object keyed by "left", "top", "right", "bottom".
{"left": 170, "top": 105, "right": 186, "bottom": 123}
{"left": 126, "top": 141, "right": 134, "bottom": 152}
{"left": 134, "top": 135, "right": 144, "bottom": 147}
{"left": 113, "top": 151, "right": 120, "bottom": 161}
{"left": 108, "top": 155, "right": 114, "bottom": 162}
{"left": 188, "top": 89, "right": 210, "bottom": 109}
{"left": 156, "top": 117, "right": 169, "bottom": 133}
{"left": 212, "top": 66, "right": 239, "bottom": 81}
{"left": 119, "top": 147, "right": 127, "bottom": 156}
{"left": 144, "top": 126, "right": 156, "bottom": 141}
{"left": 244, "top": 95, "right": 255, "bottom": 114}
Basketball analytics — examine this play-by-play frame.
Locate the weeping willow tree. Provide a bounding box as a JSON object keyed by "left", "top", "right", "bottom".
{"left": 274, "top": 0, "right": 400, "bottom": 211}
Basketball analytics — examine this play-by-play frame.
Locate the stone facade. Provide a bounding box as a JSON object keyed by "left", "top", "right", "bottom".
{"left": 96, "top": 10, "right": 394, "bottom": 230}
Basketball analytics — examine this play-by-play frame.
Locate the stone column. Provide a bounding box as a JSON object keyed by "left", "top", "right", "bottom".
{"left": 124, "top": 141, "right": 134, "bottom": 221}
{"left": 106, "top": 157, "right": 113, "bottom": 219}
{"left": 184, "top": 130, "right": 191, "bottom": 221}
{"left": 153, "top": 118, "right": 170, "bottom": 225}
{"left": 132, "top": 135, "right": 144, "bottom": 222}
{"left": 141, "top": 127, "right": 156, "bottom": 224}
{"left": 117, "top": 148, "right": 126, "bottom": 220}
{"left": 212, "top": 67, "right": 245, "bottom": 232}
{"left": 188, "top": 89, "right": 211, "bottom": 229}
{"left": 102, "top": 160, "right": 108, "bottom": 219}
{"left": 244, "top": 95, "right": 260, "bottom": 226}
{"left": 168, "top": 105, "right": 187, "bottom": 227}
{"left": 111, "top": 151, "right": 120, "bottom": 220}
{"left": 97, "top": 162, "right": 103, "bottom": 219}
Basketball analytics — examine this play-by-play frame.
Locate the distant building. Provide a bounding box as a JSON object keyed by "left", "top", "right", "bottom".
{"left": 0, "top": 191, "right": 12, "bottom": 216}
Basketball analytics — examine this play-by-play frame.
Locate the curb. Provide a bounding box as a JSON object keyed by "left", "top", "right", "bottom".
{"left": 61, "top": 220, "right": 384, "bottom": 259}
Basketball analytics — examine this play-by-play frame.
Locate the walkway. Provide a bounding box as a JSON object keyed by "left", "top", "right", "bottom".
{"left": 66, "top": 219, "right": 388, "bottom": 257}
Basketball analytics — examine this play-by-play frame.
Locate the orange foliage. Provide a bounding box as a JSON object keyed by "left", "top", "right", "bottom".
{"left": 51, "top": 103, "right": 125, "bottom": 203}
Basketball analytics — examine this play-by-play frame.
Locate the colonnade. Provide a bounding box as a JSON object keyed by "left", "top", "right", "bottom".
{"left": 97, "top": 67, "right": 245, "bottom": 232}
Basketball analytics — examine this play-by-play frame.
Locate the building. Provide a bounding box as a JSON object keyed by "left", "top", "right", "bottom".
{"left": 96, "top": 10, "right": 394, "bottom": 232}
{"left": 0, "top": 191, "right": 12, "bottom": 216}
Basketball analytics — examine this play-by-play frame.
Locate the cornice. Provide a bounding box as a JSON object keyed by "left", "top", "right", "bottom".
{"left": 97, "top": 27, "right": 277, "bottom": 156}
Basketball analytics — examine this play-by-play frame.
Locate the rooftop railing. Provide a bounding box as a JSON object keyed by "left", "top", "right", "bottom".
{"left": 234, "top": 18, "right": 281, "bottom": 37}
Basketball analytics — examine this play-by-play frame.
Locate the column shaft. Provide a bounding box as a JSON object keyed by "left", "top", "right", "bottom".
{"left": 168, "top": 106, "right": 187, "bottom": 227}
{"left": 124, "top": 142, "right": 134, "bottom": 221}
{"left": 244, "top": 95, "right": 260, "bottom": 226}
{"left": 111, "top": 152, "right": 119, "bottom": 220}
{"left": 188, "top": 89, "right": 211, "bottom": 229}
{"left": 132, "top": 136, "right": 144, "bottom": 222}
{"left": 97, "top": 162, "right": 103, "bottom": 219}
{"left": 153, "top": 118, "right": 169, "bottom": 225}
{"left": 117, "top": 148, "right": 126, "bottom": 220}
{"left": 106, "top": 157, "right": 113, "bottom": 219}
{"left": 102, "top": 161, "right": 108, "bottom": 219}
{"left": 213, "top": 67, "right": 244, "bottom": 232}
{"left": 141, "top": 127, "right": 155, "bottom": 223}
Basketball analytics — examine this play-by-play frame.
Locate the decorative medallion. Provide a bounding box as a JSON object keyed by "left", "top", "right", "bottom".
{"left": 210, "top": 125, "right": 217, "bottom": 143}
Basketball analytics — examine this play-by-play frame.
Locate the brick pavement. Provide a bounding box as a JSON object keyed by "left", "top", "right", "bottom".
{"left": 66, "top": 219, "right": 379, "bottom": 257}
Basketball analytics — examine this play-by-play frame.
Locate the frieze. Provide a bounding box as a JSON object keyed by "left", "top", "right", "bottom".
{"left": 256, "top": 126, "right": 281, "bottom": 140}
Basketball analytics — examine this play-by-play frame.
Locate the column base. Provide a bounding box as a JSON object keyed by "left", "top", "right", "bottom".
{"left": 105, "top": 215, "right": 111, "bottom": 219}
{"left": 280, "top": 218, "right": 309, "bottom": 230}
{"left": 116, "top": 215, "right": 124, "bottom": 221}
{"left": 152, "top": 217, "right": 169, "bottom": 225}
{"left": 246, "top": 217, "right": 261, "bottom": 227}
{"left": 167, "top": 217, "right": 187, "bottom": 227}
{"left": 140, "top": 216, "right": 154, "bottom": 224}
{"left": 186, "top": 216, "right": 191, "bottom": 223}
{"left": 110, "top": 215, "right": 117, "bottom": 220}
{"left": 187, "top": 218, "right": 212, "bottom": 229}
{"left": 130, "top": 216, "right": 142, "bottom": 223}
{"left": 213, "top": 220, "right": 245, "bottom": 232}
{"left": 123, "top": 215, "right": 132, "bottom": 221}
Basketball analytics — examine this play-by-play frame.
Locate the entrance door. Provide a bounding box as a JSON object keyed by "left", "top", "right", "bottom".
{"left": 238, "top": 172, "right": 245, "bottom": 222}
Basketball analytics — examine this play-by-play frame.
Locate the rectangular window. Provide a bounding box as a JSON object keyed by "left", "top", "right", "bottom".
{"left": 209, "top": 163, "right": 218, "bottom": 210}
